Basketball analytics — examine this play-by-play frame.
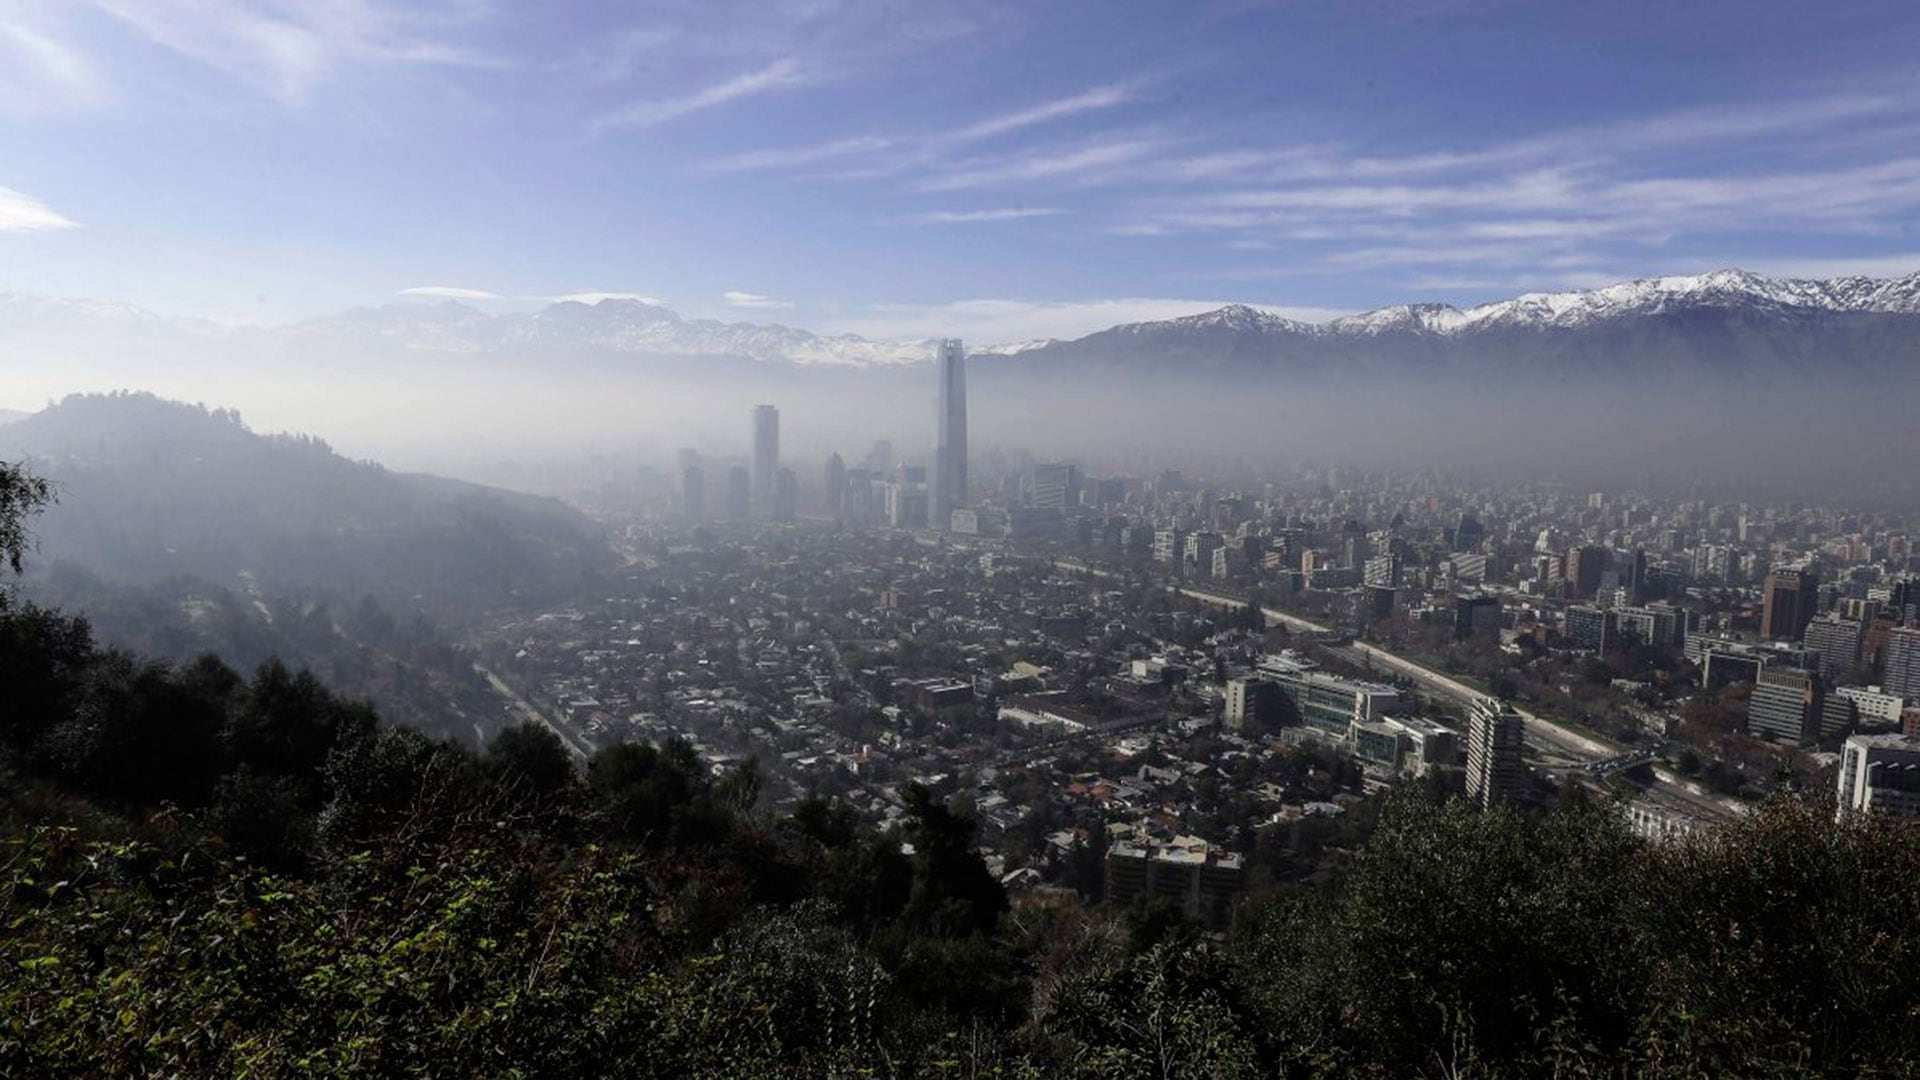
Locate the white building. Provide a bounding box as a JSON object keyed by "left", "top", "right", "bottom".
{"left": 1837, "top": 733, "right": 1920, "bottom": 819}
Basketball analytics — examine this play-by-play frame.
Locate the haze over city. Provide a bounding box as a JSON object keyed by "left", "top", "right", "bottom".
{"left": 5, "top": 3, "right": 1920, "bottom": 1076}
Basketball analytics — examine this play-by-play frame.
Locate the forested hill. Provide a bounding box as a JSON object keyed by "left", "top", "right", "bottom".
{"left": 0, "top": 392, "right": 615, "bottom": 619}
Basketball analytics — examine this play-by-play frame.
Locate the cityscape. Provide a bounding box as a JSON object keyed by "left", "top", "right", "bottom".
{"left": 458, "top": 334, "right": 1920, "bottom": 931}
{"left": 6, "top": 1, "right": 1920, "bottom": 1074}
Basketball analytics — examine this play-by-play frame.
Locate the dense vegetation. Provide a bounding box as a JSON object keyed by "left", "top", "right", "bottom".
{"left": 7, "top": 463, "right": 1920, "bottom": 1077}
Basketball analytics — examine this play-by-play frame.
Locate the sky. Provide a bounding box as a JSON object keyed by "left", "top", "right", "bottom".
{"left": 3, "top": 0, "right": 1920, "bottom": 343}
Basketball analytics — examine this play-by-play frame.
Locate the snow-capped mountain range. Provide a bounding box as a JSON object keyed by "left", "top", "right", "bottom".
{"left": 1105, "top": 268, "right": 1920, "bottom": 340}
{"left": 2, "top": 267, "right": 1917, "bottom": 372}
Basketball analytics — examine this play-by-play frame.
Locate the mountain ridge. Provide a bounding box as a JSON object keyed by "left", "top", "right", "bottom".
{"left": 3, "top": 265, "right": 1919, "bottom": 371}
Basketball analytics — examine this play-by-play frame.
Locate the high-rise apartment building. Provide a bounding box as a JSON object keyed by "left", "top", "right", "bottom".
{"left": 1803, "top": 612, "right": 1865, "bottom": 680}
{"left": 1760, "top": 562, "right": 1820, "bottom": 641}
{"left": 751, "top": 404, "right": 779, "bottom": 518}
{"left": 930, "top": 339, "right": 967, "bottom": 530}
{"left": 1886, "top": 627, "right": 1920, "bottom": 702}
{"left": 1465, "top": 696, "right": 1526, "bottom": 808}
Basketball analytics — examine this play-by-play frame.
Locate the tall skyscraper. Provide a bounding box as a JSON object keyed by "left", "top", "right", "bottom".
{"left": 1761, "top": 562, "right": 1820, "bottom": 641}
{"left": 930, "top": 339, "right": 967, "bottom": 531}
{"left": 1465, "top": 697, "right": 1525, "bottom": 808}
{"left": 751, "top": 404, "right": 779, "bottom": 518}
{"left": 824, "top": 452, "right": 846, "bottom": 519}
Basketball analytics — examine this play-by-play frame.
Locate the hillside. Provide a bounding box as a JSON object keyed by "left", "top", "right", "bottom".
{"left": 0, "top": 392, "right": 615, "bottom": 619}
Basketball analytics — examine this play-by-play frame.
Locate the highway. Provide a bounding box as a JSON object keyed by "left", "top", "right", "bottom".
{"left": 1055, "top": 558, "right": 1615, "bottom": 764}
{"left": 475, "top": 663, "right": 593, "bottom": 761}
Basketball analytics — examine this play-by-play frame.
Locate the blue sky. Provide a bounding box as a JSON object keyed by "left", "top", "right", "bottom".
{"left": 3, "top": 0, "right": 1920, "bottom": 342}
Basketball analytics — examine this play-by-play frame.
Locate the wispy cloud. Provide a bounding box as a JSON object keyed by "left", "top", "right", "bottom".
{"left": 552, "top": 291, "right": 662, "bottom": 305}
{"left": 398, "top": 285, "right": 500, "bottom": 300}
{"left": 702, "top": 135, "right": 893, "bottom": 174}
{"left": 911, "top": 207, "right": 1064, "bottom": 224}
{"left": 942, "top": 83, "right": 1134, "bottom": 145}
{"left": 724, "top": 290, "right": 793, "bottom": 309}
{"left": 595, "top": 58, "right": 805, "bottom": 132}
{"left": 0, "top": 188, "right": 79, "bottom": 231}
{"left": 918, "top": 137, "right": 1165, "bottom": 192}
{"left": 89, "top": 0, "right": 504, "bottom": 105}
{"left": 701, "top": 81, "right": 1140, "bottom": 180}
{"left": 0, "top": 19, "right": 108, "bottom": 112}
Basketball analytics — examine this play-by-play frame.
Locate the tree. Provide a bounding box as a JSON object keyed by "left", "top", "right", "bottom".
{"left": 0, "top": 460, "right": 52, "bottom": 579}
{"left": 485, "top": 722, "right": 575, "bottom": 798}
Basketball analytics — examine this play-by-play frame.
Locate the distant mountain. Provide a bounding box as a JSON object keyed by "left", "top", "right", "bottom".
{"left": 995, "top": 269, "right": 1920, "bottom": 382}
{"left": 284, "top": 297, "right": 934, "bottom": 367}
{"left": 0, "top": 392, "right": 616, "bottom": 618}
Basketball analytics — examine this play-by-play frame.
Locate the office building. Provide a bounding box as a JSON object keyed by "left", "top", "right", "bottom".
{"left": 1563, "top": 605, "right": 1615, "bottom": 652}
{"left": 1760, "top": 562, "right": 1820, "bottom": 641}
{"left": 1223, "top": 676, "right": 1278, "bottom": 732}
{"left": 1465, "top": 697, "right": 1526, "bottom": 808}
{"left": 1364, "top": 552, "right": 1403, "bottom": 589}
{"left": 750, "top": 404, "right": 779, "bottom": 518}
{"left": 1748, "top": 666, "right": 1822, "bottom": 745}
{"left": 842, "top": 468, "right": 877, "bottom": 527}
{"left": 1615, "top": 603, "right": 1684, "bottom": 649}
{"left": 1257, "top": 656, "right": 1401, "bottom": 740}
{"left": 930, "top": 338, "right": 968, "bottom": 530}
{"left": 1564, "top": 545, "right": 1606, "bottom": 597}
{"left": 1837, "top": 733, "right": 1920, "bottom": 819}
{"left": 1454, "top": 593, "right": 1502, "bottom": 639}
{"left": 1887, "top": 627, "right": 1920, "bottom": 702}
{"left": 1451, "top": 511, "right": 1485, "bottom": 552}
{"left": 886, "top": 481, "right": 929, "bottom": 530}
{"left": 1836, "top": 685, "right": 1907, "bottom": 727}
{"left": 1153, "top": 528, "right": 1185, "bottom": 564}
{"left": 1029, "top": 462, "right": 1079, "bottom": 511}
